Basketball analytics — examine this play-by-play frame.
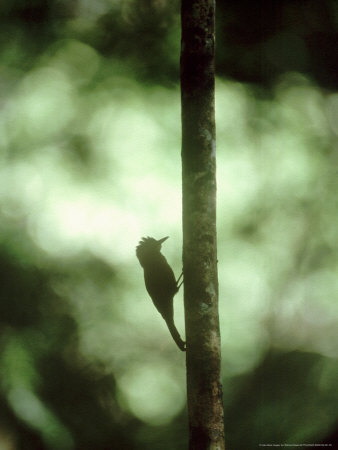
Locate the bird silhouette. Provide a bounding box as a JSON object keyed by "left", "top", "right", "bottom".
{"left": 136, "top": 236, "right": 185, "bottom": 351}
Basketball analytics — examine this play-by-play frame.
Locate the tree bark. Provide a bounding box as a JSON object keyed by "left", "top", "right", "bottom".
{"left": 181, "top": 1, "right": 225, "bottom": 449}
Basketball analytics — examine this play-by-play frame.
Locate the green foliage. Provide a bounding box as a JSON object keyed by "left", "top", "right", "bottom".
{"left": 1, "top": 1, "right": 338, "bottom": 449}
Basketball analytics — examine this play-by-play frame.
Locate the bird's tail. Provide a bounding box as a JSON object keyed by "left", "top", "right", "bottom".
{"left": 165, "top": 318, "right": 186, "bottom": 351}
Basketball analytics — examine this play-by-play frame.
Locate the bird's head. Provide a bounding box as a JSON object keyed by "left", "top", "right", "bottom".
{"left": 137, "top": 236, "right": 168, "bottom": 250}
{"left": 136, "top": 236, "right": 169, "bottom": 262}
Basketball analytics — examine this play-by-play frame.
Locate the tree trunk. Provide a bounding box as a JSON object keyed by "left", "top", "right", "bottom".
{"left": 181, "top": 1, "right": 225, "bottom": 449}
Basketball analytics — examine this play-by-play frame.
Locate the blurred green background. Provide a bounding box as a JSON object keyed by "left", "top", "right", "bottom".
{"left": 1, "top": 0, "right": 338, "bottom": 449}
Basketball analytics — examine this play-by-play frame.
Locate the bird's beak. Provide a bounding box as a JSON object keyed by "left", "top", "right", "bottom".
{"left": 157, "top": 236, "right": 169, "bottom": 244}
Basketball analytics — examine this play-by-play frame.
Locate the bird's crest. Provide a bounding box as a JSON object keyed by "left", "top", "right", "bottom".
{"left": 136, "top": 236, "right": 168, "bottom": 252}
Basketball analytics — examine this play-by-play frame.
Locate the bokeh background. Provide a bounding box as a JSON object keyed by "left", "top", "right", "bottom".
{"left": 1, "top": 0, "right": 338, "bottom": 449}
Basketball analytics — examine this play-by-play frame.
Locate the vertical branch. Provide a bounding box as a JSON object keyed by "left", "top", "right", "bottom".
{"left": 181, "top": 1, "right": 225, "bottom": 449}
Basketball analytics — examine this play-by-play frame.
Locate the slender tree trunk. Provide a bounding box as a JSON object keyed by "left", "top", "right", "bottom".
{"left": 181, "top": 1, "right": 225, "bottom": 449}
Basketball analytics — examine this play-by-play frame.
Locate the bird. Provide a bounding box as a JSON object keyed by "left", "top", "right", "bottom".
{"left": 136, "top": 236, "right": 186, "bottom": 351}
